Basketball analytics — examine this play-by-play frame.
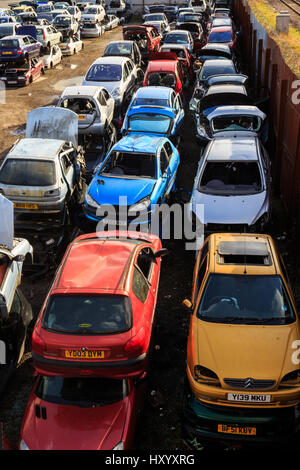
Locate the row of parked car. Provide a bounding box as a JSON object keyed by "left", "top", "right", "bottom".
{"left": 0, "top": 0, "right": 300, "bottom": 451}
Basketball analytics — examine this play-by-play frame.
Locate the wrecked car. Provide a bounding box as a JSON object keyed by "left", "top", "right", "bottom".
{"left": 0, "top": 56, "right": 44, "bottom": 85}
{"left": 122, "top": 25, "right": 161, "bottom": 60}
{"left": 57, "top": 85, "right": 115, "bottom": 135}
{"left": 0, "top": 195, "right": 33, "bottom": 397}
{"left": 143, "top": 51, "right": 184, "bottom": 94}
{"left": 103, "top": 40, "right": 142, "bottom": 68}
{"left": 59, "top": 33, "right": 83, "bottom": 55}
{"left": 189, "top": 131, "right": 271, "bottom": 234}
{"left": 0, "top": 107, "right": 86, "bottom": 221}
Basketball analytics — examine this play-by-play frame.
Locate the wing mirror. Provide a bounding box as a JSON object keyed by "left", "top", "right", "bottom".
{"left": 182, "top": 298, "right": 193, "bottom": 312}
{"left": 155, "top": 248, "right": 168, "bottom": 258}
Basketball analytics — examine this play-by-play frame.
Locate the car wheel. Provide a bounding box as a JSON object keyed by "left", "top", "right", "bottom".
{"left": 50, "top": 62, "right": 53, "bottom": 69}
{"left": 73, "top": 48, "right": 77, "bottom": 54}
{"left": 41, "top": 68, "right": 45, "bottom": 75}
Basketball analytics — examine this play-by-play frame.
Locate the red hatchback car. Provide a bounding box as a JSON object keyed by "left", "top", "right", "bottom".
{"left": 19, "top": 374, "right": 146, "bottom": 450}
{"left": 207, "top": 26, "right": 236, "bottom": 50}
{"left": 32, "top": 231, "right": 165, "bottom": 378}
{"left": 143, "top": 52, "right": 184, "bottom": 94}
{"left": 122, "top": 25, "right": 161, "bottom": 60}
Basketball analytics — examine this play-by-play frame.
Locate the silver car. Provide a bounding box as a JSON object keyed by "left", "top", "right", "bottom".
{"left": 0, "top": 108, "right": 85, "bottom": 218}
{"left": 57, "top": 85, "right": 115, "bottom": 135}
{"left": 190, "top": 132, "right": 271, "bottom": 234}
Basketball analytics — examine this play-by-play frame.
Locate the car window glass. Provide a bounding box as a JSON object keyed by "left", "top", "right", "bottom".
{"left": 132, "top": 266, "right": 149, "bottom": 303}
{"left": 98, "top": 92, "right": 106, "bottom": 106}
{"left": 10, "top": 290, "right": 21, "bottom": 316}
{"left": 164, "top": 142, "right": 173, "bottom": 159}
{"left": 194, "top": 254, "right": 208, "bottom": 302}
{"left": 102, "top": 89, "right": 110, "bottom": 100}
{"left": 123, "top": 63, "right": 129, "bottom": 80}
{"left": 136, "top": 248, "right": 154, "bottom": 281}
{"left": 160, "top": 148, "right": 169, "bottom": 175}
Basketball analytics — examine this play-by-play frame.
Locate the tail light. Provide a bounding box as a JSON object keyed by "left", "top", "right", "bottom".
{"left": 16, "top": 49, "right": 22, "bottom": 55}
{"left": 32, "top": 328, "right": 46, "bottom": 356}
{"left": 117, "top": 117, "right": 123, "bottom": 129}
{"left": 124, "top": 328, "right": 146, "bottom": 356}
{"left": 43, "top": 30, "right": 46, "bottom": 40}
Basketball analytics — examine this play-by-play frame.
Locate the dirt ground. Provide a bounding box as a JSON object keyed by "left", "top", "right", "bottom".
{"left": 0, "top": 17, "right": 300, "bottom": 452}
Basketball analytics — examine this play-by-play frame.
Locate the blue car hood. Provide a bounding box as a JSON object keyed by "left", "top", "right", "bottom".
{"left": 88, "top": 176, "right": 156, "bottom": 206}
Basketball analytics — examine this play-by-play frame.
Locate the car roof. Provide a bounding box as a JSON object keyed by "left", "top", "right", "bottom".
{"left": 147, "top": 60, "right": 177, "bottom": 71}
{"left": 128, "top": 105, "right": 174, "bottom": 118}
{"left": 209, "top": 25, "right": 233, "bottom": 32}
{"left": 8, "top": 138, "right": 65, "bottom": 159}
{"left": 207, "top": 137, "right": 258, "bottom": 162}
{"left": 52, "top": 236, "right": 142, "bottom": 293}
{"left": 208, "top": 233, "right": 279, "bottom": 276}
{"left": 166, "top": 29, "right": 189, "bottom": 35}
{"left": 106, "top": 40, "right": 134, "bottom": 47}
{"left": 113, "top": 134, "right": 166, "bottom": 153}
{"left": 203, "top": 58, "right": 234, "bottom": 67}
{"left": 91, "top": 55, "right": 130, "bottom": 65}
{"left": 60, "top": 85, "right": 104, "bottom": 97}
{"left": 135, "top": 86, "right": 172, "bottom": 99}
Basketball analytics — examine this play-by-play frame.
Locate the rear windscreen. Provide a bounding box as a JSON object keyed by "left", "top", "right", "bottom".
{"left": 0, "top": 159, "right": 56, "bottom": 186}
{"left": 43, "top": 295, "right": 133, "bottom": 334}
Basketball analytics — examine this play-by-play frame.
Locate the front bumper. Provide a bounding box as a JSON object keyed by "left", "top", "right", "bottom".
{"left": 9, "top": 196, "right": 65, "bottom": 214}
{"left": 181, "top": 389, "right": 300, "bottom": 449}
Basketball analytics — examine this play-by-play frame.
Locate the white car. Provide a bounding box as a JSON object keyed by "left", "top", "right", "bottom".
{"left": 35, "top": 24, "right": 62, "bottom": 49}
{"left": 42, "top": 44, "right": 62, "bottom": 68}
{"left": 0, "top": 23, "right": 21, "bottom": 39}
{"left": 81, "top": 5, "right": 105, "bottom": 24}
{"left": 190, "top": 134, "right": 271, "bottom": 233}
{"left": 57, "top": 85, "right": 115, "bottom": 134}
{"left": 59, "top": 34, "right": 83, "bottom": 55}
{"left": 102, "top": 14, "right": 120, "bottom": 31}
{"left": 82, "top": 56, "right": 138, "bottom": 111}
{"left": 52, "top": 13, "right": 79, "bottom": 35}
{"left": 80, "top": 21, "right": 104, "bottom": 37}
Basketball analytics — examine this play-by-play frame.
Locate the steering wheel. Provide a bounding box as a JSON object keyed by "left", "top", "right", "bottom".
{"left": 206, "top": 296, "right": 240, "bottom": 310}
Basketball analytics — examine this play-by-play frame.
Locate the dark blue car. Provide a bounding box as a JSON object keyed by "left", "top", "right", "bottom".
{"left": 84, "top": 134, "right": 180, "bottom": 230}
{"left": 0, "top": 34, "right": 41, "bottom": 63}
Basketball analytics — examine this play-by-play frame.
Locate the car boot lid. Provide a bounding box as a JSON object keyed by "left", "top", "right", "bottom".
{"left": 26, "top": 106, "right": 78, "bottom": 146}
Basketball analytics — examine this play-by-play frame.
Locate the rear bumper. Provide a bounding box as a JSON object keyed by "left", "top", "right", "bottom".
{"left": 32, "top": 351, "right": 148, "bottom": 379}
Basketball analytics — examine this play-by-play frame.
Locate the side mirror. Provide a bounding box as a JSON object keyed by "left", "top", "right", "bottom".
{"left": 182, "top": 298, "right": 193, "bottom": 312}
{"left": 0, "top": 294, "right": 8, "bottom": 321}
{"left": 155, "top": 248, "right": 168, "bottom": 258}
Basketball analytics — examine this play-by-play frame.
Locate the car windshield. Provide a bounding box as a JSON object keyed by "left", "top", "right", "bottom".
{"left": 209, "top": 30, "right": 232, "bottom": 43}
{"left": 104, "top": 42, "right": 132, "bottom": 55}
{"left": 0, "top": 25, "right": 14, "bottom": 35}
{"left": 85, "top": 63, "right": 122, "bottom": 81}
{"left": 178, "top": 14, "right": 202, "bottom": 22}
{"left": 199, "top": 161, "right": 262, "bottom": 195}
{"left": 43, "top": 295, "right": 132, "bottom": 333}
{"left": 211, "top": 115, "right": 261, "bottom": 132}
{"left": 144, "top": 14, "right": 164, "bottom": 21}
{"left": 147, "top": 72, "right": 176, "bottom": 88}
{"left": 60, "top": 97, "right": 96, "bottom": 114}
{"left": 128, "top": 113, "right": 172, "bottom": 134}
{"left": 37, "top": 5, "right": 51, "bottom": 11}
{"left": 35, "top": 376, "right": 128, "bottom": 407}
{"left": 197, "top": 274, "right": 296, "bottom": 325}
{"left": 84, "top": 7, "right": 98, "bottom": 14}
{"left": 191, "top": 0, "right": 204, "bottom": 5}
{"left": 100, "top": 151, "right": 157, "bottom": 178}
{"left": 199, "top": 63, "right": 235, "bottom": 80}
{"left": 212, "top": 19, "right": 232, "bottom": 27}
{"left": 0, "top": 159, "right": 56, "bottom": 186}
{"left": 179, "top": 23, "right": 199, "bottom": 33}
{"left": 110, "top": 0, "right": 121, "bottom": 7}
{"left": 164, "top": 32, "right": 188, "bottom": 44}
{"left": 133, "top": 97, "right": 169, "bottom": 107}
{"left": 54, "top": 16, "right": 71, "bottom": 23}
{"left": 0, "top": 39, "right": 19, "bottom": 48}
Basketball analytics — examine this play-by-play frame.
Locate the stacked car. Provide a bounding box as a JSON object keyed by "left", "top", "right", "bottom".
{"left": 0, "top": 0, "right": 299, "bottom": 452}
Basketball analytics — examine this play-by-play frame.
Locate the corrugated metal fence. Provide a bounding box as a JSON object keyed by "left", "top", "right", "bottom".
{"left": 233, "top": 0, "right": 300, "bottom": 265}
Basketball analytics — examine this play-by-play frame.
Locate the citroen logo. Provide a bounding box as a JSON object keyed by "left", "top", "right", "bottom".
{"left": 244, "top": 378, "right": 254, "bottom": 389}
{"left": 81, "top": 347, "right": 86, "bottom": 352}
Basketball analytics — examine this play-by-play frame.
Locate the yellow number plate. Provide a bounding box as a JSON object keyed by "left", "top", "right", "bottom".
{"left": 78, "top": 115, "right": 86, "bottom": 120}
{"left": 2, "top": 51, "right": 13, "bottom": 55}
{"left": 218, "top": 424, "right": 256, "bottom": 435}
{"left": 65, "top": 349, "right": 105, "bottom": 359}
{"left": 14, "top": 202, "right": 38, "bottom": 209}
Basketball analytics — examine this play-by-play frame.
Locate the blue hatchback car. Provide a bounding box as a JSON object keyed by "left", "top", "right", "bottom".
{"left": 0, "top": 35, "right": 41, "bottom": 63}
{"left": 84, "top": 134, "right": 180, "bottom": 229}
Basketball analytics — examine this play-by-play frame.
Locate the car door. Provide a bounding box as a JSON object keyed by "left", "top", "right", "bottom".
{"left": 60, "top": 151, "right": 75, "bottom": 198}
{"left": 52, "top": 44, "right": 60, "bottom": 65}
{"left": 173, "top": 94, "right": 184, "bottom": 134}
{"left": 102, "top": 87, "right": 114, "bottom": 122}
{"left": 28, "top": 36, "right": 39, "bottom": 56}
{"left": 158, "top": 145, "right": 170, "bottom": 201}
{"left": 123, "top": 60, "right": 135, "bottom": 100}
{"left": 133, "top": 41, "right": 141, "bottom": 66}
{"left": 163, "top": 141, "right": 178, "bottom": 195}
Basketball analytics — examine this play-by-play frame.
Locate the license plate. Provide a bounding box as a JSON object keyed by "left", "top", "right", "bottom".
{"left": 218, "top": 424, "right": 256, "bottom": 436}
{"left": 1, "top": 51, "right": 12, "bottom": 55}
{"left": 227, "top": 393, "right": 271, "bottom": 403}
{"left": 8, "top": 80, "right": 17, "bottom": 84}
{"left": 14, "top": 202, "right": 38, "bottom": 210}
{"left": 65, "top": 349, "right": 105, "bottom": 359}
{"left": 78, "top": 115, "right": 86, "bottom": 120}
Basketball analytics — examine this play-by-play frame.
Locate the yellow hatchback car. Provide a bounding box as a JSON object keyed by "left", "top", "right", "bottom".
{"left": 182, "top": 233, "right": 300, "bottom": 449}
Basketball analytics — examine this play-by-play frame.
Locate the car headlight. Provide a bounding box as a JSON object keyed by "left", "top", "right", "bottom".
{"left": 194, "top": 365, "right": 220, "bottom": 386}
{"left": 128, "top": 197, "right": 151, "bottom": 215}
{"left": 111, "top": 87, "right": 121, "bottom": 98}
{"left": 19, "top": 439, "right": 30, "bottom": 450}
{"left": 85, "top": 192, "right": 99, "bottom": 209}
{"left": 113, "top": 441, "right": 124, "bottom": 450}
{"left": 279, "top": 370, "right": 300, "bottom": 388}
